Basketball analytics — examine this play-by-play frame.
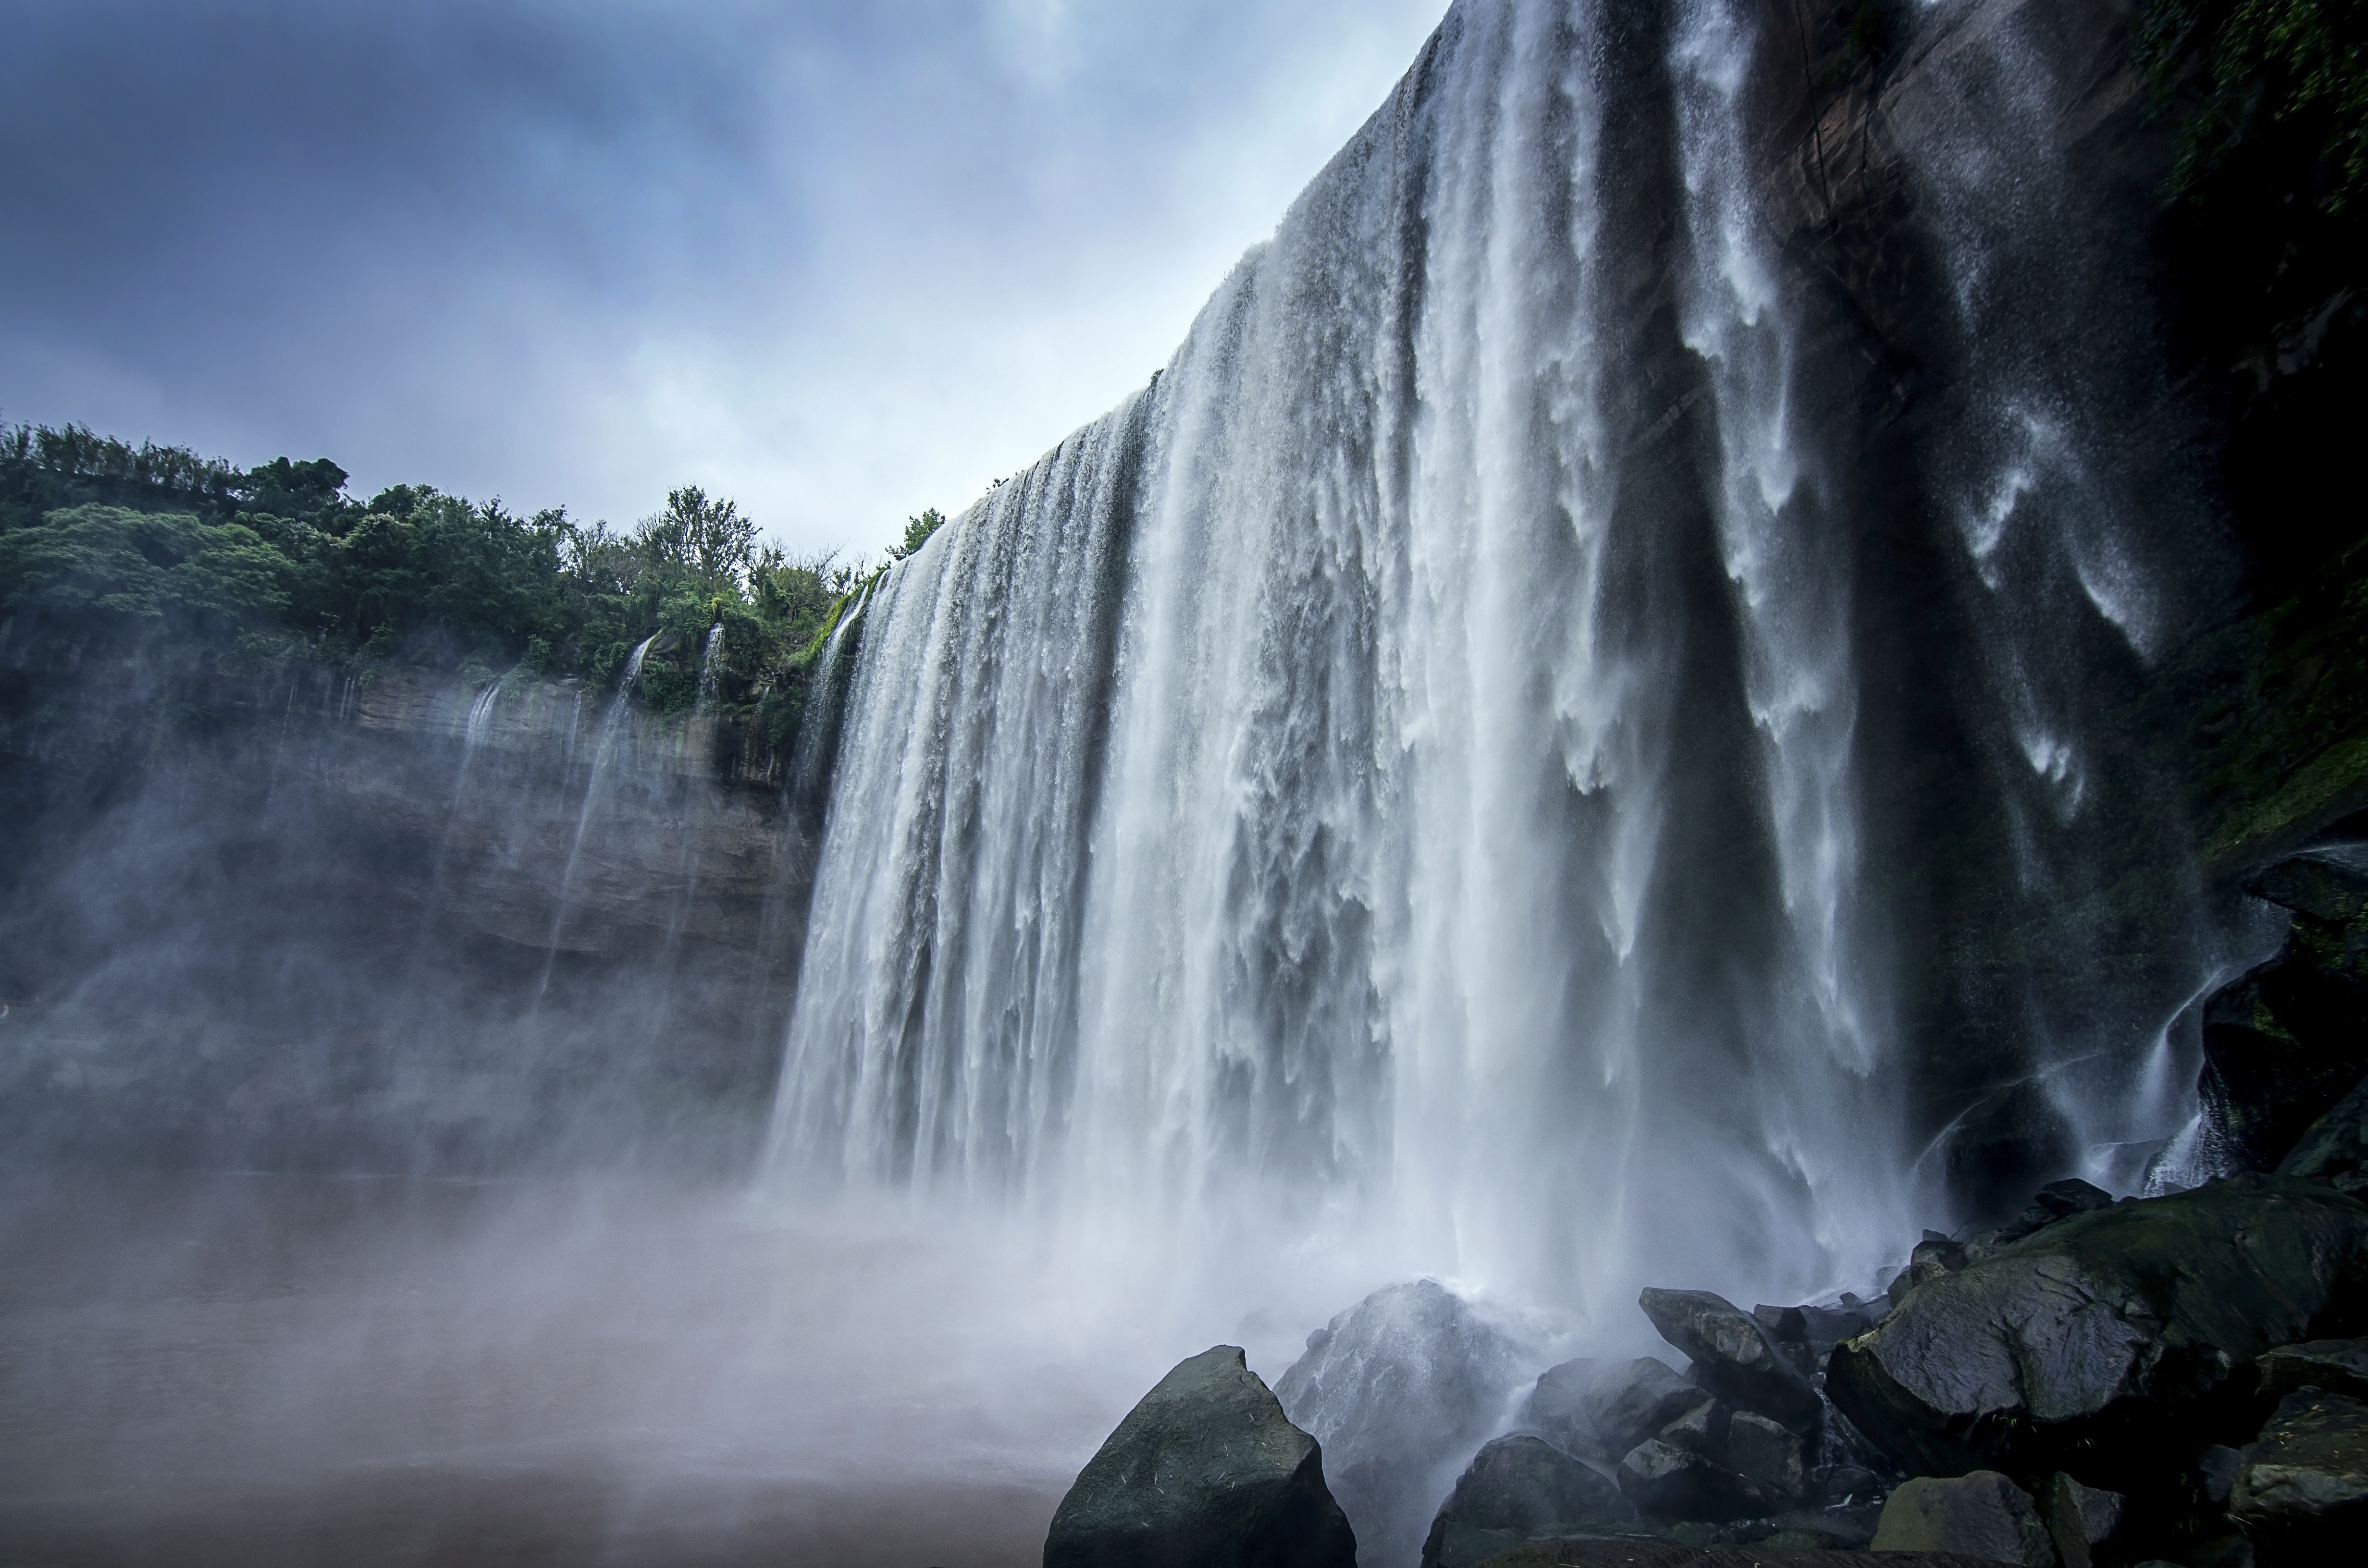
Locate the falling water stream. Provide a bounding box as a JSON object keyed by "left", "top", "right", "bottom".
{"left": 767, "top": 0, "right": 2226, "bottom": 1344}
{"left": 0, "top": 4, "right": 2255, "bottom": 1564}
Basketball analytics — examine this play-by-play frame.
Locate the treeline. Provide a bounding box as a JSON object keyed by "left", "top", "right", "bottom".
{"left": 0, "top": 421, "right": 897, "bottom": 746}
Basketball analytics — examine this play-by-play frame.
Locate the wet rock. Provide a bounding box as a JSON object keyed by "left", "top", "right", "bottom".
{"left": 1045, "top": 1344, "right": 1356, "bottom": 1568}
{"left": 1726, "top": 1410, "right": 1805, "bottom": 1500}
{"left": 1419, "top": 1435, "right": 1634, "bottom": 1568}
{"left": 1658, "top": 1397, "right": 1727, "bottom": 1458}
{"left": 2040, "top": 1474, "right": 2121, "bottom": 1568}
{"left": 1615, "top": 1439, "right": 1766, "bottom": 1523}
{"left": 1826, "top": 1175, "right": 2368, "bottom": 1485}
{"left": 2277, "top": 1070, "right": 2368, "bottom": 1192}
{"left": 1771, "top": 1504, "right": 1881, "bottom": 1548}
{"left": 1277, "top": 1280, "right": 1531, "bottom": 1568}
{"left": 1521, "top": 1357, "right": 1604, "bottom": 1453}
{"left": 2199, "top": 1446, "right": 2243, "bottom": 1505}
{"left": 1470, "top": 1544, "right": 2001, "bottom": 1568}
{"left": 1870, "top": 1472, "right": 2054, "bottom": 1568}
{"left": 1524, "top": 1357, "right": 1710, "bottom": 1463}
{"left": 2228, "top": 1388, "right": 2368, "bottom": 1554}
{"left": 2256, "top": 1337, "right": 2368, "bottom": 1402}
{"left": 1890, "top": 1234, "right": 1968, "bottom": 1305}
{"left": 1637, "top": 1288, "right": 1820, "bottom": 1429}
{"left": 1810, "top": 1464, "right": 1885, "bottom": 1505}
{"left": 2200, "top": 851, "right": 2368, "bottom": 1171}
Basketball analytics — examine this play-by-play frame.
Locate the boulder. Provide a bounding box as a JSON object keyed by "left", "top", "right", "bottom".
{"left": 1890, "top": 1235, "right": 1969, "bottom": 1305}
{"left": 1726, "top": 1410, "right": 1805, "bottom": 1500}
{"left": 2200, "top": 850, "right": 2368, "bottom": 1171}
{"left": 2040, "top": 1473, "right": 2121, "bottom": 1568}
{"left": 1958, "top": 1182, "right": 2121, "bottom": 1267}
{"left": 1419, "top": 1435, "right": 1634, "bottom": 1568}
{"left": 1826, "top": 1175, "right": 2368, "bottom": 1485}
{"left": 1524, "top": 1356, "right": 1710, "bottom": 1462}
{"left": 1044, "top": 1344, "right": 1356, "bottom": 1568}
{"left": 1658, "top": 1397, "right": 1728, "bottom": 1458}
{"left": 1277, "top": 1280, "right": 1531, "bottom": 1568}
{"left": 1471, "top": 1545, "right": 2001, "bottom": 1568}
{"left": 1615, "top": 1439, "right": 1766, "bottom": 1522}
{"left": 1870, "top": 1472, "right": 2055, "bottom": 1568}
{"left": 1638, "top": 1288, "right": 1820, "bottom": 1429}
{"left": 2256, "top": 1337, "right": 2368, "bottom": 1402}
{"left": 2276, "top": 1070, "right": 2368, "bottom": 1192}
{"left": 2228, "top": 1388, "right": 2368, "bottom": 1554}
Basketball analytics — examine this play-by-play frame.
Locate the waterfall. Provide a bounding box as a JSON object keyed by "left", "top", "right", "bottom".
{"left": 696, "top": 623, "right": 726, "bottom": 711}
{"left": 767, "top": 0, "right": 2221, "bottom": 1322}
{"left": 537, "top": 635, "right": 657, "bottom": 1000}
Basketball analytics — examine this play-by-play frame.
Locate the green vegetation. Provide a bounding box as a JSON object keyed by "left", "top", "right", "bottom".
{"left": 887, "top": 506, "right": 950, "bottom": 561}
{"left": 0, "top": 422, "right": 872, "bottom": 734}
{"left": 2136, "top": 0, "right": 2368, "bottom": 209}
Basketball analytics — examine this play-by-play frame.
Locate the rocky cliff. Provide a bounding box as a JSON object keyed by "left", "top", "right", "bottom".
{"left": 0, "top": 624, "right": 820, "bottom": 1173}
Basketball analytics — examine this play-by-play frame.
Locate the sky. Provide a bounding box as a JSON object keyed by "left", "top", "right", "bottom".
{"left": 0, "top": 0, "right": 1447, "bottom": 558}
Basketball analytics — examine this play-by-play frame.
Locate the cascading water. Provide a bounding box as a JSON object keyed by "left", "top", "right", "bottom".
{"left": 537, "top": 634, "right": 657, "bottom": 999}
{"left": 768, "top": 0, "right": 2230, "bottom": 1344}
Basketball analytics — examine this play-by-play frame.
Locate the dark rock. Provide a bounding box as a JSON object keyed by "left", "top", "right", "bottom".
{"left": 2246, "top": 845, "right": 2368, "bottom": 925}
{"left": 1771, "top": 1504, "right": 1881, "bottom": 1548}
{"left": 1522, "top": 1358, "right": 1603, "bottom": 1454}
{"left": 1525, "top": 1357, "right": 1710, "bottom": 1462}
{"left": 2040, "top": 1473, "right": 2121, "bottom": 1568}
{"left": 1614, "top": 1439, "right": 1766, "bottom": 1523}
{"left": 1869, "top": 1472, "right": 2054, "bottom": 1567}
{"left": 1419, "top": 1435, "right": 1634, "bottom": 1568}
{"left": 2228, "top": 1388, "right": 2368, "bottom": 1554}
{"left": 1472, "top": 1545, "right": 2004, "bottom": 1568}
{"left": 2276, "top": 1070, "right": 2368, "bottom": 1192}
{"left": 2200, "top": 853, "right": 2368, "bottom": 1171}
{"left": 1044, "top": 1344, "right": 1356, "bottom": 1568}
{"left": 1890, "top": 1237, "right": 1969, "bottom": 1305}
{"left": 1810, "top": 1465, "right": 1884, "bottom": 1506}
{"left": 1277, "top": 1280, "right": 1530, "bottom": 1568}
{"left": 2199, "top": 1446, "right": 2243, "bottom": 1505}
{"left": 2256, "top": 1337, "right": 2368, "bottom": 1402}
{"left": 1659, "top": 1397, "right": 1728, "bottom": 1458}
{"left": 1637, "top": 1288, "right": 1820, "bottom": 1429}
{"left": 1726, "top": 1411, "right": 1805, "bottom": 1500}
{"left": 1826, "top": 1175, "right": 2368, "bottom": 1486}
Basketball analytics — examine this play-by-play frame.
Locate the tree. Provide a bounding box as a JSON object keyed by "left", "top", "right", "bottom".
{"left": 636, "top": 485, "right": 755, "bottom": 597}
{"left": 888, "top": 506, "right": 949, "bottom": 561}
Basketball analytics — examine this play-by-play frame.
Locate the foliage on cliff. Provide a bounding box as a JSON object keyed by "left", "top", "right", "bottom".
{"left": 0, "top": 421, "right": 867, "bottom": 733}
{"left": 2131, "top": 1, "right": 2368, "bottom": 865}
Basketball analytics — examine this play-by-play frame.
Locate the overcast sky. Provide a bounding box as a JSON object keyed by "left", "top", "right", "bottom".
{"left": 0, "top": 0, "right": 1446, "bottom": 556}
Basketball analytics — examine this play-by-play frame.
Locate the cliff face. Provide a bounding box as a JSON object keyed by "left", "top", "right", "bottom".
{"left": 0, "top": 625, "right": 817, "bottom": 1174}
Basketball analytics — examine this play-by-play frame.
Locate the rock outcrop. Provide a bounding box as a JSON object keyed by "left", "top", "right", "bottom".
{"left": 2276, "top": 1070, "right": 2368, "bottom": 1192}
{"left": 2227, "top": 1388, "right": 2368, "bottom": 1556}
{"left": 1419, "top": 1434, "right": 1632, "bottom": 1568}
{"left": 1638, "top": 1289, "right": 1819, "bottom": 1428}
{"left": 1045, "top": 1345, "right": 1356, "bottom": 1568}
{"left": 1828, "top": 1175, "right": 2368, "bottom": 1487}
{"left": 0, "top": 644, "right": 817, "bottom": 1173}
{"left": 2039, "top": 1474, "right": 2121, "bottom": 1568}
{"left": 2199, "top": 849, "right": 2368, "bottom": 1172}
{"left": 1869, "top": 1473, "right": 2053, "bottom": 1568}
{"left": 1522, "top": 1358, "right": 1709, "bottom": 1464}
{"left": 1277, "top": 1280, "right": 1532, "bottom": 1568}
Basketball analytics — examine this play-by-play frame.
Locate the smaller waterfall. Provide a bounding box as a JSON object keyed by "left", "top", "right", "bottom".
{"left": 463, "top": 680, "right": 502, "bottom": 749}
{"left": 535, "top": 636, "right": 656, "bottom": 1000}
{"left": 696, "top": 624, "right": 726, "bottom": 712}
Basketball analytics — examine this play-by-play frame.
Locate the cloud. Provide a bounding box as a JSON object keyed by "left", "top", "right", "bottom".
{"left": 0, "top": 0, "right": 1447, "bottom": 554}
